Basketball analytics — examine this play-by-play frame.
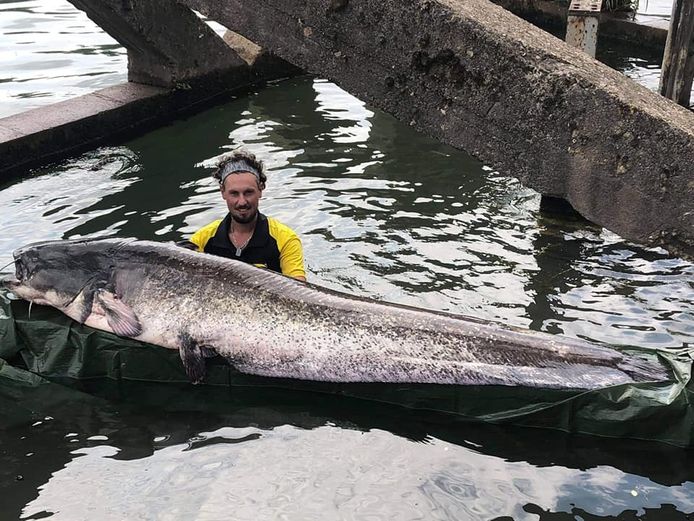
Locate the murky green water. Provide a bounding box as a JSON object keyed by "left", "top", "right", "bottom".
{"left": 1, "top": 2, "right": 694, "bottom": 520}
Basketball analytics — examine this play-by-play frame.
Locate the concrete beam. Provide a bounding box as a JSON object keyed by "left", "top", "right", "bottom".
{"left": 182, "top": 0, "right": 694, "bottom": 258}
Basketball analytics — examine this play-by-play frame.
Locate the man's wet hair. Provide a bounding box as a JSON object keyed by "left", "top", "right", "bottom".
{"left": 212, "top": 149, "right": 267, "bottom": 189}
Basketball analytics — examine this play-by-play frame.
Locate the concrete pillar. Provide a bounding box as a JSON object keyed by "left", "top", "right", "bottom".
{"left": 565, "top": 0, "right": 602, "bottom": 58}
{"left": 67, "top": 0, "right": 245, "bottom": 87}
{"left": 543, "top": 0, "right": 602, "bottom": 218}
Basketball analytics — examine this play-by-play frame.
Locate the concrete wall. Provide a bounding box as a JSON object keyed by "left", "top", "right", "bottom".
{"left": 179, "top": 0, "right": 694, "bottom": 258}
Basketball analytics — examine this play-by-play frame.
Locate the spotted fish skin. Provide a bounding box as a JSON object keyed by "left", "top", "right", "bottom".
{"left": 4, "top": 238, "right": 669, "bottom": 389}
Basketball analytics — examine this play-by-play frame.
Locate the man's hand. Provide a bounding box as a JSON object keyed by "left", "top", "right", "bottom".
{"left": 175, "top": 240, "right": 198, "bottom": 251}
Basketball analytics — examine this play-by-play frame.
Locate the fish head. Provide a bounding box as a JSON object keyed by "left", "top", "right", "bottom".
{"left": 3, "top": 238, "right": 121, "bottom": 310}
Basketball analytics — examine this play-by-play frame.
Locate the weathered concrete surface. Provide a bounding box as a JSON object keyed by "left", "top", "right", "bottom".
{"left": 67, "top": 0, "right": 298, "bottom": 87}
{"left": 181, "top": 0, "right": 694, "bottom": 257}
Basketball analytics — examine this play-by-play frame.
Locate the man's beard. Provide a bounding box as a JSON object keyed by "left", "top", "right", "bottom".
{"left": 231, "top": 208, "right": 258, "bottom": 224}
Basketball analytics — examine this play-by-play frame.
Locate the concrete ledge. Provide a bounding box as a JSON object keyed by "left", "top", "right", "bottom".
{"left": 0, "top": 84, "right": 162, "bottom": 138}
{"left": 0, "top": 125, "right": 24, "bottom": 143}
{"left": 0, "top": 83, "right": 165, "bottom": 179}
{"left": 600, "top": 16, "right": 669, "bottom": 49}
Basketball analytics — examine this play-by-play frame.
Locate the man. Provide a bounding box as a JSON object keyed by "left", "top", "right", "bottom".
{"left": 182, "top": 150, "right": 306, "bottom": 281}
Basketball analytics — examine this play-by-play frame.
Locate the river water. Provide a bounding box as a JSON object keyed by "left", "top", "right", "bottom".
{"left": 1, "top": 1, "right": 694, "bottom": 520}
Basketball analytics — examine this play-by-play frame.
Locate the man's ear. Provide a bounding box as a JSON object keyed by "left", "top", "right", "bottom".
{"left": 259, "top": 182, "right": 266, "bottom": 192}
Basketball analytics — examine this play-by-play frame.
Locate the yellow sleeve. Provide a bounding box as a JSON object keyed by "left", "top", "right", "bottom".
{"left": 268, "top": 218, "right": 306, "bottom": 279}
{"left": 188, "top": 220, "right": 222, "bottom": 252}
{"left": 280, "top": 234, "right": 306, "bottom": 279}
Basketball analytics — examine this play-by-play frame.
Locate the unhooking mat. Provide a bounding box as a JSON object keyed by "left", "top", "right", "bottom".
{"left": 1, "top": 295, "right": 692, "bottom": 447}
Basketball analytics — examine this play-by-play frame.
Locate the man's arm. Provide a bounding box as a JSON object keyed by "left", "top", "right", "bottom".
{"left": 280, "top": 235, "right": 306, "bottom": 281}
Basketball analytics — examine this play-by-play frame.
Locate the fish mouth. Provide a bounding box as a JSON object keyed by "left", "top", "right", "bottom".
{"left": 0, "top": 255, "right": 18, "bottom": 287}
{"left": 1, "top": 275, "right": 21, "bottom": 291}
{"left": 1, "top": 255, "right": 26, "bottom": 293}
{"left": 2, "top": 258, "right": 48, "bottom": 304}
{"left": 12, "top": 255, "right": 26, "bottom": 283}
{"left": 1, "top": 271, "right": 24, "bottom": 298}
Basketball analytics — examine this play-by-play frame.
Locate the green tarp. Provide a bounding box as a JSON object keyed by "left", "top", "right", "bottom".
{"left": 1, "top": 295, "right": 693, "bottom": 447}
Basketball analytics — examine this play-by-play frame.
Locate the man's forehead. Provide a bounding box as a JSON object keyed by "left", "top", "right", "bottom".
{"left": 222, "top": 172, "right": 261, "bottom": 189}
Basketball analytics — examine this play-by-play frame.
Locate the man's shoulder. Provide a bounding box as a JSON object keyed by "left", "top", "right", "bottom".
{"left": 189, "top": 218, "right": 225, "bottom": 250}
{"left": 195, "top": 219, "right": 224, "bottom": 234}
{"left": 266, "top": 215, "right": 299, "bottom": 240}
{"left": 265, "top": 215, "right": 305, "bottom": 278}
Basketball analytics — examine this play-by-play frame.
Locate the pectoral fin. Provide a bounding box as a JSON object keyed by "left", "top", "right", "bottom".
{"left": 95, "top": 289, "right": 142, "bottom": 337}
{"left": 64, "top": 276, "right": 99, "bottom": 324}
{"left": 75, "top": 291, "right": 94, "bottom": 324}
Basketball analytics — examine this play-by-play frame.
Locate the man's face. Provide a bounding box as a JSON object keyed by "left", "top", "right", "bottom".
{"left": 221, "top": 172, "right": 263, "bottom": 224}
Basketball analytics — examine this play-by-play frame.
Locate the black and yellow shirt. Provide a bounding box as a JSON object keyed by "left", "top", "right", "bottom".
{"left": 188, "top": 213, "right": 305, "bottom": 278}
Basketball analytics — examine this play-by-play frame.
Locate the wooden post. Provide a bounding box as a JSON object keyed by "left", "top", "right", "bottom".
{"left": 660, "top": 0, "right": 694, "bottom": 107}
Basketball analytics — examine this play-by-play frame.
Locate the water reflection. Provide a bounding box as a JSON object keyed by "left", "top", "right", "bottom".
{"left": 5, "top": 382, "right": 694, "bottom": 521}
{"left": 597, "top": 40, "right": 668, "bottom": 98}
{"left": 0, "top": 147, "right": 140, "bottom": 266}
{"left": 25, "top": 426, "right": 693, "bottom": 521}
